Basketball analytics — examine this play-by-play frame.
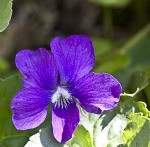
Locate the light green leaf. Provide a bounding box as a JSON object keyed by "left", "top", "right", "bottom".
{"left": 0, "top": 0, "right": 13, "bottom": 32}
{"left": 25, "top": 128, "right": 67, "bottom": 147}
{"left": 123, "top": 113, "right": 150, "bottom": 147}
{"left": 94, "top": 114, "right": 127, "bottom": 147}
{"left": 78, "top": 92, "right": 150, "bottom": 147}
{"left": 79, "top": 107, "right": 128, "bottom": 147}
{"left": 67, "top": 124, "right": 93, "bottom": 147}
{"left": 119, "top": 98, "right": 150, "bottom": 118}
{"left": 118, "top": 95, "right": 150, "bottom": 146}
{"left": 121, "top": 88, "right": 140, "bottom": 97}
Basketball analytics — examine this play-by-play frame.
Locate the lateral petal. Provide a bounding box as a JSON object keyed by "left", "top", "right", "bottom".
{"left": 69, "top": 73, "right": 122, "bottom": 114}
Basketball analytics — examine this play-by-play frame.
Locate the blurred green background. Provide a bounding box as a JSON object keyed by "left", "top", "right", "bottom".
{"left": 1, "top": 0, "right": 150, "bottom": 146}
{"left": 0, "top": 0, "right": 150, "bottom": 91}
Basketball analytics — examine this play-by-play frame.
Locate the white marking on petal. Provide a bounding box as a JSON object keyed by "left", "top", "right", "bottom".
{"left": 51, "top": 86, "right": 72, "bottom": 108}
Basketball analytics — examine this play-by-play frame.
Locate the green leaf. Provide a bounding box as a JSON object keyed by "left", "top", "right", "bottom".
{"left": 0, "top": 75, "right": 51, "bottom": 147}
{"left": 128, "top": 37, "right": 150, "bottom": 70}
{"left": 0, "top": 75, "right": 29, "bottom": 146}
{"left": 25, "top": 128, "right": 67, "bottom": 147}
{"left": 0, "top": 75, "right": 22, "bottom": 138}
{"left": 0, "top": 136, "right": 29, "bottom": 147}
{"left": 92, "top": 38, "right": 112, "bottom": 57}
{"left": 92, "top": 38, "right": 130, "bottom": 74}
{"left": 94, "top": 54, "right": 130, "bottom": 74}
{"left": 144, "top": 84, "right": 150, "bottom": 110}
{"left": 121, "top": 68, "right": 150, "bottom": 98}
{"left": 0, "top": 58, "right": 10, "bottom": 73}
{"left": 125, "top": 69, "right": 150, "bottom": 94}
{"left": 0, "top": 0, "right": 13, "bottom": 32}
{"left": 122, "top": 68, "right": 150, "bottom": 104}
{"left": 87, "top": 0, "right": 132, "bottom": 8}
{"left": 67, "top": 124, "right": 93, "bottom": 147}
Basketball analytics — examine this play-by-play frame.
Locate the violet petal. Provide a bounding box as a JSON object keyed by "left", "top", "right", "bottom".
{"left": 50, "top": 35, "right": 95, "bottom": 85}
{"left": 52, "top": 101, "right": 79, "bottom": 142}
{"left": 68, "top": 73, "right": 122, "bottom": 113}
{"left": 15, "top": 48, "right": 58, "bottom": 90}
{"left": 11, "top": 88, "right": 53, "bottom": 130}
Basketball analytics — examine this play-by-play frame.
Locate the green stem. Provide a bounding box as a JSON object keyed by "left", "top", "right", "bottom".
{"left": 133, "top": 0, "right": 147, "bottom": 28}
{"left": 120, "top": 23, "right": 150, "bottom": 54}
{"left": 95, "top": 22, "right": 150, "bottom": 63}
{"left": 103, "top": 7, "right": 113, "bottom": 39}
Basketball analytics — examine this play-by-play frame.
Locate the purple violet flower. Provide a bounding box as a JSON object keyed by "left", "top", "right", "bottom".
{"left": 11, "top": 35, "right": 122, "bottom": 143}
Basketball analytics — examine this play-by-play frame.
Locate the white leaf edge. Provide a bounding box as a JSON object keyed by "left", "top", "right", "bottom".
{"left": 24, "top": 128, "right": 69, "bottom": 147}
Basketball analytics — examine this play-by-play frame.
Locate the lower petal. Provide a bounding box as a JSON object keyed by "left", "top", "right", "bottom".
{"left": 69, "top": 73, "right": 122, "bottom": 113}
{"left": 11, "top": 88, "right": 53, "bottom": 130}
{"left": 52, "top": 101, "right": 79, "bottom": 142}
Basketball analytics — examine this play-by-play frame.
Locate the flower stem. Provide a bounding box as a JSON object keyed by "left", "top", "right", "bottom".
{"left": 103, "top": 7, "right": 113, "bottom": 39}
{"left": 119, "top": 22, "right": 150, "bottom": 54}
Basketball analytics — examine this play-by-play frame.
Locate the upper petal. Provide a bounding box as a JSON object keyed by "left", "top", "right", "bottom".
{"left": 52, "top": 101, "right": 79, "bottom": 142}
{"left": 15, "top": 48, "right": 58, "bottom": 90}
{"left": 11, "top": 88, "right": 53, "bottom": 130}
{"left": 50, "top": 35, "right": 95, "bottom": 85}
{"left": 68, "top": 73, "right": 122, "bottom": 114}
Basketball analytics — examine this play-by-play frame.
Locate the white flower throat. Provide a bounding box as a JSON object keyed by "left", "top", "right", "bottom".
{"left": 51, "top": 86, "right": 73, "bottom": 109}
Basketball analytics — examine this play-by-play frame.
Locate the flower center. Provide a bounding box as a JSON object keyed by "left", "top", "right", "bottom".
{"left": 51, "top": 86, "right": 73, "bottom": 109}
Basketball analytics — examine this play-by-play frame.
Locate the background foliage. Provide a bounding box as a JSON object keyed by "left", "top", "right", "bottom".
{"left": 0, "top": 0, "right": 150, "bottom": 146}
